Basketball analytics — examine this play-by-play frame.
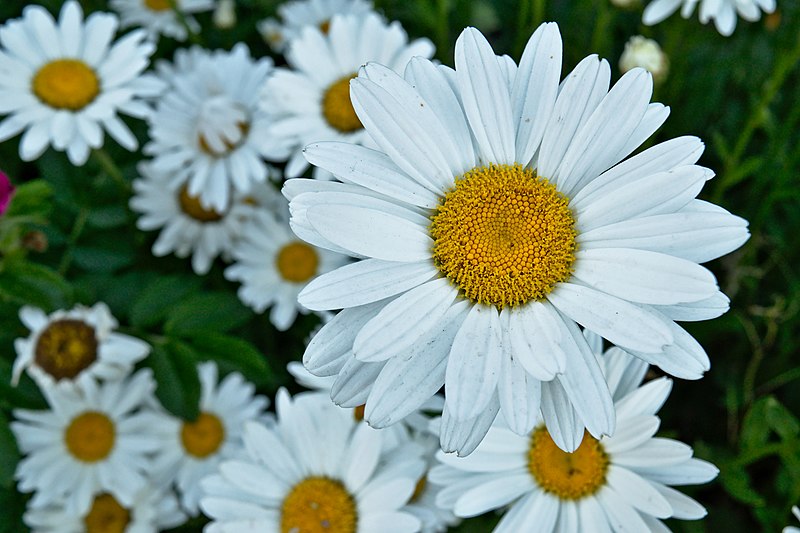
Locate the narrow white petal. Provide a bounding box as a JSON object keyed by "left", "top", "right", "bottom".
{"left": 603, "top": 347, "right": 649, "bottom": 401}
{"left": 498, "top": 314, "right": 542, "bottom": 435}
{"left": 615, "top": 377, "right": 673, "bottom": 419}
{"left": 607, "top": 465, "right": 672, "bottom": 518}
{"left": 651, "top": 482, "right": 708, "bottom": 519}
{"left": 507, "top": 301, "right": 565, "bottom": 380}
{"left": 439, "top": 394, "right": 500, "bottom": 456}
{"left": 596, "top": 487, "right": 651, "bottom": 532}
{"left": 330, "top": 356, "right": 384, "bottom": 407}
{"left": 453, "top": 474, "right": 532, "bottom": 517}
{"left": 633, "top": 458, "right": 718, "bottom": 486}
{"left": 652, "top": 291, "right": 730, "bottom": 322}
{"left": 540, "top": 379, "right": 584, "bottom": 452}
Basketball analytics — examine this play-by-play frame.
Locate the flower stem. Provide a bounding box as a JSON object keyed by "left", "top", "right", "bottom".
{"left": 91, "top": 148, "right": 130, "bottom": 195}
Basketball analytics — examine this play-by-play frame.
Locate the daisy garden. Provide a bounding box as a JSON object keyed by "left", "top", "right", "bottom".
{"left": 0, "top": 0, "right": 797, "bottom": 531}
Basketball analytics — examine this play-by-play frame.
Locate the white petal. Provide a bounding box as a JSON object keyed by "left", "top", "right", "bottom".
{"left": 303, "top": 302, "right": 383, "bottom": 375}
{"left": 540, "top": 379, "right": 584, "bottom": 452}
{"left": 498, "top": 316, "right": 541, "bottom": 436}
{"left": 652, "top": 291, "right": 730, "bottom": 322}
{"left": 507, "top": 301, "right": 565, "bottom": 380}
{"left": 651, "top": 482, "right": 707, "bottom": 519}
{"left": 453, "top": 474, "right": 532, "bottom": 517}
{"left": 439, "top": 393, "right": 500, "bottom": 456}
{"left": 606, "top": 465, "right": 672, "bottom": 518}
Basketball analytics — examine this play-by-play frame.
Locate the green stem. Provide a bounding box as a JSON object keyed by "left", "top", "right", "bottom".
{"left": 756, "top": 366, "right": 800, "bottom": 396}
{"left": 58, "top": 207, "right": 89, "bottom": 275}
{"left": 732, "top": 438, "right": 799, "bottom": 467}
{"left": 168, "top": 0, "right": 203, "bottom": 45}
{"left": 435, "top": 0, "right": 451, "bottom": 61}
{"left": 91, "top": 149, "right": 129, "bottom": 194}
{"left": 590, "top": 1, "right": 613, "bottom": 59}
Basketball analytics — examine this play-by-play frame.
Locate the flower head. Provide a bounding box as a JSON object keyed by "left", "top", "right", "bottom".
{"left": 643, "top": 0, "right": 777, "bottom": 36}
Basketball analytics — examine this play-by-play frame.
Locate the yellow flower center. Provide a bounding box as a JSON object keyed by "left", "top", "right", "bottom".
{"left": 352, "top": 404, "right": 365, "bottom": 422}
{"left": 276, "top": 241, "right": 319, "bottom": 283}
{"left": 527, "top": 427, "right": 609, "bottom": 500}
{"left": 181, "top": 411, "right": 226, "bottom": 458}
{"left": 322, "top": 74, "right": 362, "bottom": 133}
{"left": 144, "top": 0, "right": 172, "bottom": 11}
{"left": 65, "top": 411, "right": 116, "bottom": 463}
{"left": 84, "top": 493, "right": 131, "bottom": 533}
{"left": 32, "top": 59, "right": 100, "bottom": 111}
{"left": 430, "top": 163, "right": 576, "bottom": 310}
{"left": 34, "top": 319, "right": 98, "bottom": 380}
{"left": 178, "top": 185, "right": 224, "bottom": 222}
{"left": 281, "top": 477, "right": 357, "bottom": 533}
{"left": 319, "top": 20, "right": 331, "bottom": 34}
{"left": 198, "top": 122, "right": 250, "bottom": 156}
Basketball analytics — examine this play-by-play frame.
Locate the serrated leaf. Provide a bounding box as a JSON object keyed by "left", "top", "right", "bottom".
{"left": 0, "top": 259, "right": 72, "bottom": 310}
{"left": 130, "top": 275, "right": 203, "bottom": 328}
{"left": 185, "top": 332, "right": 272, "bottom": 387}
{"left": 149, "top": 342, "right": 201, "bottom": 421}
{"left": 165, "top": 292, "right": 252, "bottom": 336}
{"left": 0, "top": 411, "right": 20, "bottom": 489}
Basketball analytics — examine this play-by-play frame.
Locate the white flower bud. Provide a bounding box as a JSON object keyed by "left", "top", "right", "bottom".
{"left": 619, "top": 35, "right": 669, "bottom": 84}
{"left": 213, "top": 0, "right": 236, "bottom": 29}
{"left": 609, "top": 0, "right": 641, "bottom": 9}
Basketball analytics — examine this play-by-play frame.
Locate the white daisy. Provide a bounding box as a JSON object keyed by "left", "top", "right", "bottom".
{"left": 643, "top": 0, "right": 776, "bottom": 36}
{"left": 224, "top": 206, "right": 349, "bottom": 330}
{"left": 786, "top": 506, "right": 800, "bottom": 533}
{"left": 257, "top": 0, "right": 374, "bottom": 52}
{"left": 150, "top": 361, "right": 269, "bottom": 515}
{"left": 429, "top": 340, "right": 718, "bottom": 532}
{"left": 129, "top": 160, "right": 283, "bottom": 275}
{"left": 109, "top": 0, "right": 215, "bottom": 41}
{"left": 199, "top": 389, "right": 426, "bottom": 533}
{"left": 0, "top": 1, "right": 163, "bottom": 165}
{"left": 287, "top": 23, "right": 749, "bottom": 455}
{"left": 261, "top": 12, "right": 435, "bottom": 179}
{"left": 23, "top": 484, "right": 187, "bottom": 532}
{"left": 11, "top": 369, "right": 163, "bottom": 515}
{"left": 11, "top": 302, "right": 150, "bottom": 388}
{"left": 144, "top": 43, "right": 287, "bottom": 212}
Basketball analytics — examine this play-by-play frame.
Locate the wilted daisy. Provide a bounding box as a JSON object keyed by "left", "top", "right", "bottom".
{"left": 11, "top": 369, "right": 162, "bottom": 514}
{"left": 130, "top": 161, "right": 282, "bottom": 275}
{"left": 620, "top": 36, "right": 669, "bottom": 84}
{"left": 150, "top": 362, "right": 269, "bottom": 515}
{"left": 23, "top": 484, "right": 186, "bottom": 532}
{"left": 0, "top": 1, "right": 163, "bottom": 165}
{"left": 257, "top": 0, "right": 374, "bottom": 52}
{"left": 643, "top": 0, "right": 776, "bottom": 36}
{"left": 261, "top": 12, "right": 434, "bottom": 179}
{"left": 144, "top": 43, "right": 287, "bottom": 212}
{"left": 289, "top": 23, "right": 749, "bottom": 455}
{"left": 224, "top": 207, "right": 349, "bottom": 330}
{"left": 109, "top": 0, "right": 215, "bottom": 41}
{"left": 12, "top": 302, "right": 150, "bottom": 388}
{"left": 430, "top": 341, "right": 718, "bottom": 531}
{"left": 200, "top": 389, "right": 427, "bottom": 532}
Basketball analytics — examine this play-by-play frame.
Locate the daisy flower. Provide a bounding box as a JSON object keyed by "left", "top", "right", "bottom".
{"left": 144, "top": 43, "right": 287, "bottom": 212}
{"left": 643, "top": 0, "right": 776, "bottom": 36}
{"left": 224, "top": 206, "right": 349, "bottom": 330}
{"left": 11, "top": 369, "right": 163, "bottom": 515}
{"left": 129, "top": 161, "right": 283, "bottom": 275}
{"left": 429, "top": 340, "right": 718, "bottom": 532}
{"left": 786, "top": 506, "right": 800, "bottom": 533}
{"left": 287, "top": 23, "right": 749, "bottom": 455}
{"left": 257, "top": 0, "right": 374, "bottom": 52}
{"left": 23, "top": 484, "right": 186, "bottom": 532}
{"left": 109, "top": 0, "right": 215, "bottom": 41}
{"left": 0, "top": 1, "right": 163, "bottom": 165}
{"left": 200, "top": 389, "right": 427, "bottom": 533}
{"left": 11, "top": 302, "right": 150, "bottom": 388}
{"left": 261, "top": 12, "right": 435, "bottom": 179}
{"left": 150, "top": 362, "right": 269, "bottom": 515}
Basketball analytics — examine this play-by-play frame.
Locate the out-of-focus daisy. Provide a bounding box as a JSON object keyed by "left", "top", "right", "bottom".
{"left": 0, "top": 1, "right": 163, "bottom": 165}
{"left": 23, "top": 484, "right": 186, "bottom": 532}
{"left": 620, "top": 36, "right": 669, "bottom": 84}
{"left": 261, "top": 12, "right": 434, "bottom": 179}
{"left": 288, "top": 23, "right": 749, "bottom": 455}
{"left": 12, "top": 302, "right": 149, "bottom": 388}
{"left": 151, "top": 362, "right": 269, "bottom": 515}
{"left": 430, "top": 341, "right": 718, "bottom": 531}
{"left": 11, "top": 369, "right": 162, "bottom": 514}
{"left": 200, "top": 389, "right": 426, "bottom": 532}
{"left": 129, "top": 161, "right": 282, "bottom": 275}
{"left": 109, "top": 0, "right": 215, "bottom": 41}
{"left": 786, "top": 506, "right": 800, "bottom": 533}
{"left": 643, "top": 0, "right": 776, "bottom": 36}
{"left": 257, "top": 0, "right": 374, "bottom": 52}
{"left": 224, "top": 206, "right": 349, "bottom": 330}
{"left": 144, "top": 43, "right": 287, "bottom": 212}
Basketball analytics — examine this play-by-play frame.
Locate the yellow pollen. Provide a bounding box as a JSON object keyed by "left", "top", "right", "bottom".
{"left": 281, "top": 477, "right": 357, "bottom": 533}
{"left": 32, "top": 59, "right": 100, "bottom": 111}
{"left": 352, "top": 404, "right": 365, "bottom": 422}
{"left": 527, "top": 427, "right": 609, "bottom": 500}
{"left": 34, "top": 319, "right": 98, "bottom": 380}
{"left": 319, "top": 20, "right": 331, "bottom": 34}
{"left": 276, "top": 241, "right": 319, "bottom": 282}
{"left": 178, "top": 185, "right": 224, "bottom": 222}
{"left": 65, "top": 411, "right": 116, "bottom": 463}
{"left": 430, "top": 163, "right": 576, "bottom": 309}
{"left": 198, "top": 122, "right": 250, "bottom": 156}
{"left": 84, "top": 493, "right": 131, "bottom": 533}
{"left": 144, "top": 0, "right": 172, "bottom": 11}
{"left": 181, "top": 412, "right": 226, "bottom": 458}
{"left": 322, "top": 74, "right": 362, "bottom": 133}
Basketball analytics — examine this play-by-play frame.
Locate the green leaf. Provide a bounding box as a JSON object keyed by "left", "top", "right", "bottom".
{"left": 0, "top": 411, "right": 20, "bottom": 489}
{"left": 149, "top": 342, "right": 201, "bottom": 421}
{"left": 86, "top": 205, "right": 129, "bottom": 229}
{"left": 4, "top": 179, "right": 52, "bottom": 219}
{"left": 741, "top": 397, "right": 771, "bottom": 451}
{"left": 164, "top": 292, "right": 252, "bottom": 336}
{"left": 185, "top": 332, "right": 272, "bottom": 387}
{"left": 765, "top": 396, "right": 800, "bottom": 441}
{"left": 130, "top": 275, "right": 203, "bottom": 329}
{"left": 72, "top": 243, "right": 135, "bottom": 272}
{"left": 0, "top": 485, "right": 25, "bottom": 533}
{"left": 719, "top": 463, "right": 765, "bottom": 506}
{"left": 0, "top": 259, "right": 73, "bottom": 310}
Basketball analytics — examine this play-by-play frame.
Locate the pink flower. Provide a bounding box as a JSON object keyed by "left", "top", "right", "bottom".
{"left": 0, "top": 171, "right": 14, "bottom": 215}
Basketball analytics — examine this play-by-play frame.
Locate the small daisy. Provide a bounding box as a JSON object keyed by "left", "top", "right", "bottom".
{"left": 150, "top": 362, "right": 269, "bottom": 515}
{"left": 129, "top": 161, "right": 282, "bottom": 274}
{"left": 144, "top": 43, "right": 287, "bottom": 212}
{"left": 287, "top": 23, "right": 749, "bottom": 455}
{"left": 257, "top": 0, "right": 374, "bottom": 52}
{"left": 110, "top": 0, "right": 215, "bottom": 41}
{"left": 11, "top": 369, "right": 163, "bottom": 515}
{"left": 430, "top": 342, "right": 718, "bottom": 532}
{"left": 12, "top": 302, "right": 150, "bottom": 388}
{"left": 200, "top": 389, "right": 427, "bottom": 533}
{"left": 224, "top": 205, "right": 349, "bottom": 330}
{"left": 0, "top": 1, "right": 163, "bottom": 165}
{"left": 23, "top": 484, "right": 187, "bottom": 532}
{"left": 643, "top": 0, "right": 776, "bottom": 36}
{"left": 786, "top": 506, "right": 800, "bottom": 533}
{"left": 261, "top": 12, "right": 434, "bottom": 179}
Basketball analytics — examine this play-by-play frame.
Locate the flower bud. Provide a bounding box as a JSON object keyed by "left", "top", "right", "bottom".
{"left": 620, "top": 36, "right": 669, "bottom": 84}
{"left": 213, "top": 0, "right": 236, "bottom": 29}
